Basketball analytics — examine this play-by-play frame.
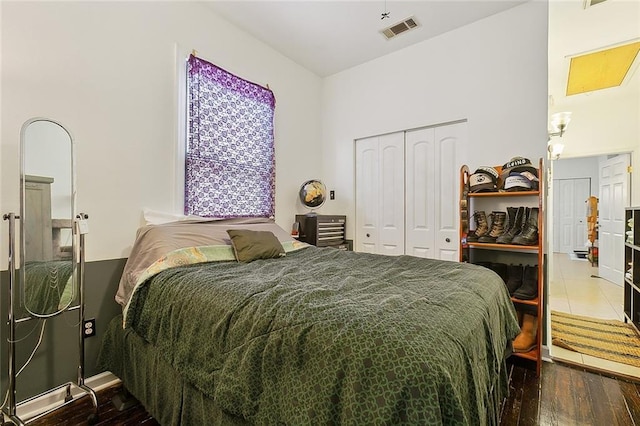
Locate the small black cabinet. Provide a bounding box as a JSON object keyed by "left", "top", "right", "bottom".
{"left": 295, "top": 215, "right": 350, "bottom": 250}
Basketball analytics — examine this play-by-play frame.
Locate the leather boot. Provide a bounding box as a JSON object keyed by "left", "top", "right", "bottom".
{"left": 512, "top": 207, "right": 539, "bottom": 245}
{"left": 506, "top": 264, "right": 523, "bottom": 295}
{"left": 478, "top": 211, "right": 507, "bottom": 243}
{"left": 467, "top": 211, "right": 488, "bottom": 242}
{"left": 513, "top": 265, "right": 538, "bottom": 300}
{"left": 513, "top": 313, "right": 537, "bottom": 353}
{"left": 488, "top": 262, "right": 508, "bottom": 285}
{"left": 497, "top": 206, "right": 526, "bottom": 244}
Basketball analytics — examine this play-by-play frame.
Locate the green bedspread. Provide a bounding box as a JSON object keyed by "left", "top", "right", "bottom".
{"left": 124, "top": 245, "right": 519, "bottom": 425}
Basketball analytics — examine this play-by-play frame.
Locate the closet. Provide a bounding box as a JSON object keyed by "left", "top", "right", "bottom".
{"left": 354, "top": 121, "right": 466, "bottom": 260}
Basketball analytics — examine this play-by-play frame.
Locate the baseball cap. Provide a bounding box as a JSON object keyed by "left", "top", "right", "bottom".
{"left": 504, "top": 173, "right": 533, "bottom": 192}
{"left": 469, "top": 171, "right": 497, "bottom": 193}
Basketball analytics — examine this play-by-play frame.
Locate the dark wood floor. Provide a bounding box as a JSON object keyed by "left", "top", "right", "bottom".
{"left": 25, "top": 360, "right": 640, "bottom": 425}
{"left": 501, "top": 358, "right": 640, "bottom": 425}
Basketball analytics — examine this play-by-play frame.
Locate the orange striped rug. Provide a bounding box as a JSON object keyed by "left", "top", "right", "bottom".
{"left": 551, "top": 310, "right": 640, "bottom": 368}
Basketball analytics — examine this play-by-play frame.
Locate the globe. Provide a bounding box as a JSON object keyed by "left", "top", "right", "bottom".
{"left": 299, "top": 180, "right": 326, "bottom": 212}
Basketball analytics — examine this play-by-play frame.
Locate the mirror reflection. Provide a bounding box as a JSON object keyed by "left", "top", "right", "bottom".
{"left": 20, "top": 118, "right": 76, "bottom": 317}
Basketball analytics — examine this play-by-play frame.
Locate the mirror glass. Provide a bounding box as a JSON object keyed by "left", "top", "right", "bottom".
{"left": 20, "top": 118, "right": 76, "bottom": 317}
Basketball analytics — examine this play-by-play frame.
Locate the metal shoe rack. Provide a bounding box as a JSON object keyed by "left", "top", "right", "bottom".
{"left": 458, "top": 158, "right": 544, "bottom": 376}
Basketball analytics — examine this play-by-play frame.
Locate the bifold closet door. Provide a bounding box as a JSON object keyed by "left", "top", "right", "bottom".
{"left": 355, "top": 133, "right": 404, "bottom": 255}
{"left": 553, "top": 178, "right": 590, "bottom": 254}
{"left": 405, "top": 123, "right": 462, "bottom": 261}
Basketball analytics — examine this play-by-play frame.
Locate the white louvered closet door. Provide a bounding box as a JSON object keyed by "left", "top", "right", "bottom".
{"left": 405, "top": 123, "right": 462, "bottom": 261}
{"left": 355, "top": 133, "right": 404, "bottom": 255}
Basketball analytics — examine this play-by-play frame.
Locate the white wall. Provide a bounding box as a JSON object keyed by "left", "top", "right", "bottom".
{"left": 553, "top": 156, "right": 600, "bottom": 193}
{"left": 320, "top": 1, "right": 549, "bottom": 239}
{"left": 1, "top": 1, "right": 323, "bottom": 265}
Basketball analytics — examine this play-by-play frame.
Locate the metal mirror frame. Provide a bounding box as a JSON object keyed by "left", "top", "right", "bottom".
{"left": 19, "top": 117, "right": 77, "bottom": 318}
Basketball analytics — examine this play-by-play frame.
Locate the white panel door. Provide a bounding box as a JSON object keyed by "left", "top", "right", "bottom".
{"left": 599, "top": 154, "right": 630, "bottom": 285}
{"left": 557, "top": 180, "right": 574, "bottom": 253}
{"left": 573, "top": 178, "right": 590, "bottom": 252}
{"left": 434, "top": 123, "right": 463, "bottom": 261}
{"left": 355, "top": 136, "right": 379, "bottom": 253}
{"left": 404, "top": 123, "right": 462, "bottom": 261}
{"left": 378, "top": 133, "right": 405, "bottom": 255}
{"left": 405, "top": 128, "right": 435, "bottom": 259}
{"left": 553, "top": 178, "right": 590, "bottom": 254}
{"left": 355, "top": 133, "right": 404, "bottom": 255}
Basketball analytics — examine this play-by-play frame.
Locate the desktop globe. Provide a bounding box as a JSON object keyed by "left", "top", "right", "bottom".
{"left": 299, "top": 179, "right": 326, "bottom": 213}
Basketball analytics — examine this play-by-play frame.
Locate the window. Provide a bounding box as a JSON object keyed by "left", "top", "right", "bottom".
{"left": 185, "top": 55, "right": 275, "bottom": 218}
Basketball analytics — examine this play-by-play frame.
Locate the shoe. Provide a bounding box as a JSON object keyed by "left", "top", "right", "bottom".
{"left": 513, "top": 313, "right": 537, "bottom": 353}
{"left": 473, "top": 262, "right": 507, "bottom": 285}
{"left": 467, "top": 211, "right": 489, "bottom": 242}
{"left": 505, "top": 264, "right": 523, "bottom": 295}
{"left": 488, "top": 262, "right": 508, "bottom": 285}
{"left": 512, "top": 207, "right": 539, "bottom": 245}
{"left": 478, "top": 211, "right": 507, "bottom": 243}
{"left": 513, "top": 265, "right": 538, "bottom": 300}
{"left": 496, "top": 206, "right": 526, "bottom": 244}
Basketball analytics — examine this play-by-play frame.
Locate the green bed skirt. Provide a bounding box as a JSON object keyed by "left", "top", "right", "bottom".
{"left": 98, "top": 315, "right": 246, "bottom": 425}
{"left": 98, "top": 315, "right": 510, "bottom": 425}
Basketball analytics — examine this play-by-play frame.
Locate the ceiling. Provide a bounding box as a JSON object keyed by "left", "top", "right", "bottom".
{"left": 205, "top": 1, "right": 527, "bottom": 77}
{"left": 547, "top": 0, "right": 640, "bottom": 116}
{"left": 206, "top": 0, "right": 639, "bottom": 134}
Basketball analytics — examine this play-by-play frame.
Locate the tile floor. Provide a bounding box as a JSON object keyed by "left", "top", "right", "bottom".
{"left": 548, "top": 252, "right": 640, "bottom": 378}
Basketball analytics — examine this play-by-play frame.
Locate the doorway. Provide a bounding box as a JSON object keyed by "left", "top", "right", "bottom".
{"left": 548, "top": 153, "right": 638, "bottom": 378}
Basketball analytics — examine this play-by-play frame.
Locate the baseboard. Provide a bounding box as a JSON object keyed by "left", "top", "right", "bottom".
{"left": 541, "top": 344, "right": 551, "bottom": 362}
{"left": 12, "top": 371, "right": 120, "bottom": 421}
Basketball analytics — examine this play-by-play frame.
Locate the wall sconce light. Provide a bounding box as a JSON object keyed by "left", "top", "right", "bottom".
{"left": 548, "top": 140, "right": 565, "bottom": 160}
{"left": 548, "top": 111, "right": 572, "bottom": 138}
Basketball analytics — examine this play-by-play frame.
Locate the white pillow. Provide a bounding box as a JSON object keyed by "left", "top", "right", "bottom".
{"left": 142, "top": 208, "right": 203, "bottom": 226}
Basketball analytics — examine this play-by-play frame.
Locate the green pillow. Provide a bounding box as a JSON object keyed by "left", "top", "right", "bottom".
{"left": 227, "top": 229, "right": 285, "bottom": 262}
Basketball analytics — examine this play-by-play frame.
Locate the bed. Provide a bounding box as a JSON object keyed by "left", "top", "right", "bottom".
{"left": 98, "top": 218, "right": 520, "bottom": 425}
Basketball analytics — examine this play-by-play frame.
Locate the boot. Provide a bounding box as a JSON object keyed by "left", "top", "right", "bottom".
{"left": 478, "top": 211, "right": 507, "bottom": 243}
{"left": 488, "top": 262, "right": 508, "bottom": 285}
{"left": 496, "top": 206, "right": 526, "bottom": 244}
{"left": 513, "top": 265, "right": 538, "bottom": 300}
{"left": 513, "top": 313, "right": 537, "bottom": 353}
{"left": 505, "top": 264, "right": 523, "bottom": 295}
{"left": 466, "top": 211, "right": 488, "bottom": 242}
{"left": 512, "top": 207, "right": 539, "bottom": 246}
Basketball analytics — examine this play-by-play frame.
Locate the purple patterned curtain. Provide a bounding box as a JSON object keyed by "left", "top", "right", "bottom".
{"left": 185, "top": 54, "right": 276, "bottom": 218}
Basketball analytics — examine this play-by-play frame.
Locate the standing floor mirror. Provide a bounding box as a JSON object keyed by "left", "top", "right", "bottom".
{"left": 2, "top": 118, "right": 97, "bottom": 425}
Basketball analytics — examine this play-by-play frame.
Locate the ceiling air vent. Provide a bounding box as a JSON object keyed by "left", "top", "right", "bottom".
{"left": 381, "top": 17, "right": 419, "bottom": 40}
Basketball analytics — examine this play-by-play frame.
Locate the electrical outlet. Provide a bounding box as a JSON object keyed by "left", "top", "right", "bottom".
{"left": 83, "top": 318, "right": 96, "bottom": 338}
